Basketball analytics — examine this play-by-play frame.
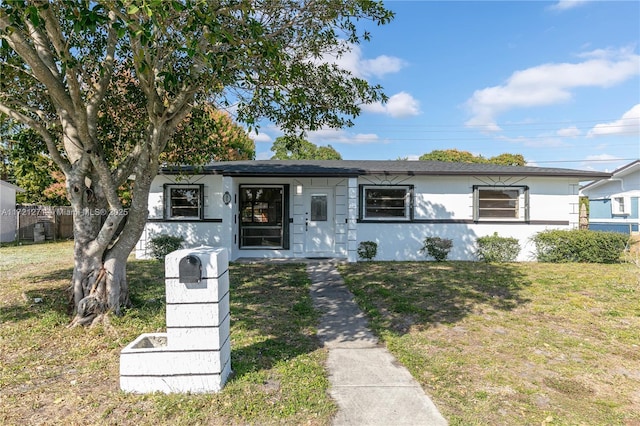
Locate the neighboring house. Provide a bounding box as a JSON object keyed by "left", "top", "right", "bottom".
{"left": 136, "top": 160, "right": 610, "bottom": 262}
{"left": 0, "top": 180, "right": 24, "bottom": 243}
{"left": 580, "top": 160, "right": 640, "bottom": 234}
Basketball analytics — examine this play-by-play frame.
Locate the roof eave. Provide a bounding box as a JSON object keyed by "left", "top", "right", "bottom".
{"left": 360, "top": 170, "right": 612, "bottom": 179}
{"left": 220, "top": 171, "right": 359, "bottom": 178}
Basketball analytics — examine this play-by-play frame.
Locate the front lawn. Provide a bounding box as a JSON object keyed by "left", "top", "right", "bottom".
{"left": 0, "top": 241, "right": 335, "bottom": 425}
{"left": 340, "top": 261, "right": 640, "bottom": 425}
{"left": 2, "top": 241, "right": 638, "bottom": 425}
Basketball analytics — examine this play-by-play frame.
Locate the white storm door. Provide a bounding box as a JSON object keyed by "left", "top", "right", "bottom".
{"left": 304, "top": 189, "right": 335, "bottom": 255}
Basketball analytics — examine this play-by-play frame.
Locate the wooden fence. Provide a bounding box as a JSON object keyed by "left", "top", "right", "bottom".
{"left": 15, "top": 205, "right": 74, "bottom": 242}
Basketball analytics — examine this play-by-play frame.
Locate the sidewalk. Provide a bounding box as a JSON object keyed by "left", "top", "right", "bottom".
{"left": 307, "top": 261, "right": 448, "bottom": 426}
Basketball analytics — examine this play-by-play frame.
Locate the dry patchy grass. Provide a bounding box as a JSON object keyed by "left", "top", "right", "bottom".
{"left": 340, "top": 261, "right": 640, "bottom": 426}
{"left": 0, "top": 242, "right": 334, "bottom": 425}
{"left": 4, "top": 241, "right": 639, "bottom": 425}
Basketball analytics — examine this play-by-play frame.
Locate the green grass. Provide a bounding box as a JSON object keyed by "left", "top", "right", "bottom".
{"left": 3, "top": 242, "right": 639, "bottom": 425}
{"left": 339, "top": 261, "right": 640, "bottom": 426}
{"left": 0, "top": 242, "right": 335, "bottom": 425}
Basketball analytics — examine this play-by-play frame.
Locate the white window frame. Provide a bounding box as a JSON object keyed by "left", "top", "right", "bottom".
{"left": 611, "top": 195, "right": 630, "bottom": 215}
{"left": 360, "top": 185, "right": 413, "bottom": 221}
{"left": 164, "top": 184, "right": 203, "bottom": 220}
{"left": 474, "top": 185, "right": 529, "bottom": 222}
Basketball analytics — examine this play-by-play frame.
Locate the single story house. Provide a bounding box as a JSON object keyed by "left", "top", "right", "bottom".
{"left": 135, "top": 160, "right": 610, "bottom": 262}
{"left": 580, "top": 160, "right": 640, "bottom": 234}
{"left": 0, "top": 180, "right": 24, "bottom": 243}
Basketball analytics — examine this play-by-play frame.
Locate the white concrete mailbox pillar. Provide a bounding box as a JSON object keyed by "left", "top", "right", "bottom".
{"left": 119, "top": 247, "right": 231, "bottom": 393}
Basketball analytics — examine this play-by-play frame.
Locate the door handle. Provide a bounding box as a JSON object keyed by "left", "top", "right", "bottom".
{"left": 305, "top": 220, "right": 308, "bottom": 231}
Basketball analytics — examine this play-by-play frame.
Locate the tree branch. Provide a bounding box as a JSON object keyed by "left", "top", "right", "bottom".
{"left": 38, "top": 6, "right": 91, "bottom": 150}
{"left": 22, "top": 13, "right": 61, "bottom": 81}
{"left": 111, "top": 143, "right": 143, "bottom": 187}
{"left": 0, "top": 15, "right": 74, "bottom": 113}
{"left": 85, "top": 13, "right": 119, "bottom": 142}
{"left": 0, "top": 101, "right": 71, "bottom": 173}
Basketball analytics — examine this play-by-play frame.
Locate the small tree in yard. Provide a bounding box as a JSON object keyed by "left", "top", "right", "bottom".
{"left": 0, "top": 1, "right": 392, "bottom": 326}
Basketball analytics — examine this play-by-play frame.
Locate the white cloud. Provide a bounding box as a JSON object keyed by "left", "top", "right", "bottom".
{"left": 584, "top": 154, "right": 623, "bottom": 162}
{"left": 557, "top": 126, "right": 581, "bottom": 137}
{"left": 327, "top": 43, "right": 407, "bottom": 79}
{"left": 496, "top": 134, "right": 569, "bottom": 148}
{"left": 581, "top": 154, "right": 629, "bottom": 171}
{"left": 362, "top": 91, "right": 421, "bottom": 118}
{"left": 255, "top": 151, "right": 272, "bottom": 160}
{"left": 316, "top": 42, "right": 416, "bottom": 119}
{"left": 307, "top": 128, "right": 384, "bottom": 145}
{"left": 548, "top": 0, "right": 590, "bottom": 12}
{"left": 249, "top": 132, "right": 273, "bottom": 143}
{"left": 360, "top": 54, "right": 407, "bottom": 79}
{"left": 465, "top": 48, "right": 640, "bottom": 131}
{"left": 587, "top": 104, "right": 640, "bottom": 137}
{"left": 361, "top": 102, "right": 386, "bottom": 115}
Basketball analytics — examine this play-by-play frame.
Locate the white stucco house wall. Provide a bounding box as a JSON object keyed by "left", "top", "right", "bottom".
{"left": 136, "top": 160, "right": 610, "bottom": 262}
{"left": 0, "top": 180, "right": 24, "bottom": 243}
{"left": 580, "top": 160, "right": 640, "bottom": 234}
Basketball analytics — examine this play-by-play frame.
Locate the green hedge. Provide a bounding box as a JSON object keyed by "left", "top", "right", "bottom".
{"left": 420, "top": 236, "right": 453, "bottom": 262}
{"left": 357, "top": 241, "right": 378, "bottom": 261}
{"left": 476, "top": 233, "right": 521, "bottom": 262}
{"left": 532, "top": 229, "right": 628, "bottom": 263}
{"left": 149, "top": 234, "right": 185, "bottom": 261}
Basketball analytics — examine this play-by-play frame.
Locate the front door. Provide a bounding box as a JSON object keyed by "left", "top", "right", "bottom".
{"left": 304, "top": 189, "right": 335, "bottom": 256}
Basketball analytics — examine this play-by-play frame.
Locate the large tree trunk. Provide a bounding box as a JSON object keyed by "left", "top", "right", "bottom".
{"left": 67, "top": 169, "right": 153, "bottom": 327}
{"left": 69, "top": 241, "right": 127, "bottom": 327}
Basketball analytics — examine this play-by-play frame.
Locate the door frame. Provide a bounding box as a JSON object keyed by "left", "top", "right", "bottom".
{"left": 237, "top": 184, "right": 290, "bottom": 250}
{"left": 303, "top": 187, "right": 336, "bottom": 257}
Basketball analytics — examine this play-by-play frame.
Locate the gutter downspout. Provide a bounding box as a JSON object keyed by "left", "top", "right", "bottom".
{"left": 607, "top": 178, "right": 625, "bottom": 192}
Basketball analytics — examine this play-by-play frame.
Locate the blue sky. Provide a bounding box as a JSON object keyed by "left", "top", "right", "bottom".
{"left": 250, "top": 0, "right": 640, "bottom": 172}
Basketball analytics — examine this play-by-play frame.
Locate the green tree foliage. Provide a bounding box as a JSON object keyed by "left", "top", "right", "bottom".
{"left": 419, "top": 149, "right": 525, "bottom": 166}
{"left": 489, "top": 153, "right": 526, "bottom": 166}
{"left": 95, "top": 67, "right": 254, "bottom": 166}
{"left": 0, "top": 0, "right": 393, "bottom": 324}
{"left": 0, "top": 119, "right": 13, "bottom": 181}
{"left": 270, "top": 136, "right": 342, "bottom": 160}
{"left": 3, "top": 125, "right": 68, "bottom": 205}
{"left": 420, "top": 149, "right": 481, "bottom": 163}
{"left": 163, "top": 105, "right": 255, "bottom": 165}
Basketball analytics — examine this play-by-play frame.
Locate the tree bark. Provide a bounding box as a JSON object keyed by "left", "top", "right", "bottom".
{"left": 67, "top": 164, "right": 154, "bottom": 327}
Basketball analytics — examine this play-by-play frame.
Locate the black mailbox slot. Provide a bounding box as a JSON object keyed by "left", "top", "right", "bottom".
{"left": 179, "top": 255, "right": 202, "bottom": 284}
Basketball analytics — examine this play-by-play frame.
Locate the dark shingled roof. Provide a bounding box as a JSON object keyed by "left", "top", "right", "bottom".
{"left": 162, "top": 160, "right": 612, "bottom": 180}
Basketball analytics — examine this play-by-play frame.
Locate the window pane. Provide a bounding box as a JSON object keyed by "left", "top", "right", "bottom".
{"left": 241, "top": 187, "right": 282, "bottom": 225}
{"left": 239, "top": 186, "right": 284, "bottom": 248}
{"left": 241, "top": 227, "right": 282, "bottom": 247}
{"left": 311, "top": 195, "right": 328, "bottom": 221}
{"left": 613, "top": 197, "right": 625, "bottom": 214}
{"left": 364, "top": 187, "right": 408, "bottom": 218}
{"left": 169, "top": 187, "right": 200, "bottom": 218}
{"left": 478, "top": 189, "right": 519, "bottom": 218}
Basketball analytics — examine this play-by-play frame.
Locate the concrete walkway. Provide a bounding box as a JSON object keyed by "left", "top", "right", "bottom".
{"left": 307, "top": 261, "right": 447, "bottom": 426}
